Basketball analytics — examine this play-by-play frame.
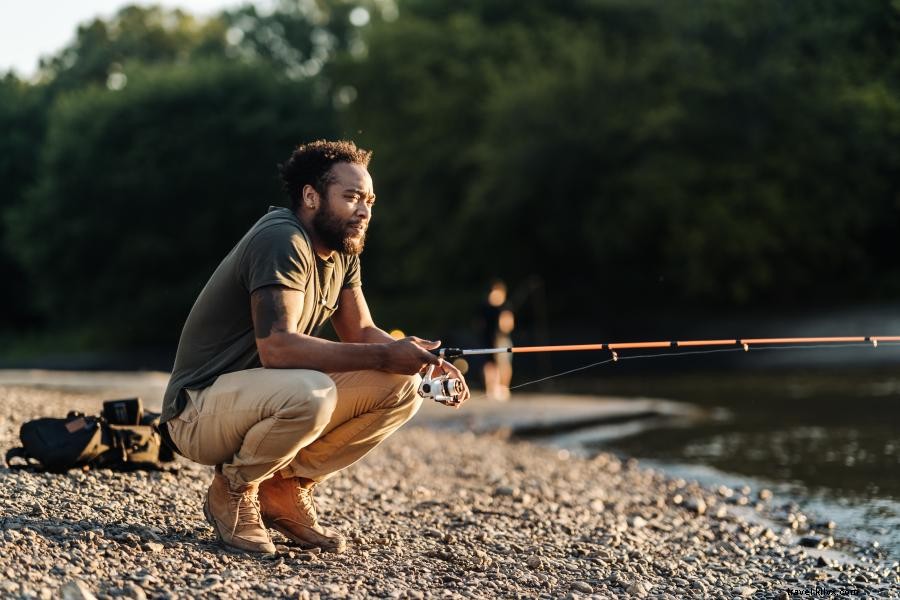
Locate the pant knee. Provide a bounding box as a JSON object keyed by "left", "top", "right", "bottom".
{"left": 401, "top": 389, "right": 424, "bottom": 421}
{"left": 384, "top": 373, "right": 423, "bottom": 418}
{"left": 276, "top": 371, "right": 337, "bottom": 428}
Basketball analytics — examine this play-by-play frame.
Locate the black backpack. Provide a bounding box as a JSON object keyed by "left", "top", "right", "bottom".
{"left": 4, "top": 397, "right": 176, "bottom": 472}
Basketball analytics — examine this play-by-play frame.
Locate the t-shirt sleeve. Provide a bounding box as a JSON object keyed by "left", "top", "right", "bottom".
{"left": 239, "top": 223, "right": 312, "bottom": 293}
{"left": 343, "top": 254, "right": 362, "bottom": 288}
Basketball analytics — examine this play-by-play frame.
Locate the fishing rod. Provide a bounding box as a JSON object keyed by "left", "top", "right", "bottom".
{"left": 434, "top": 336, "right": 900, "bottom": 359}
{"left": 418, "top": 336, "right": 900, "bottom": 405}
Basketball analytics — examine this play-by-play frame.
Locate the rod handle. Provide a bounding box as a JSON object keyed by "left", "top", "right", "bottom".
{"left": 431, "top": 347, "right": 463, "bottom": 359}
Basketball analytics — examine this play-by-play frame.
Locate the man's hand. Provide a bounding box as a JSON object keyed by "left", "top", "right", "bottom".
{"left": 381, "top": 336, "right": 442, "bottom": 374}
{"left": 432, "top": 358, "right": 470, "bottom": 408}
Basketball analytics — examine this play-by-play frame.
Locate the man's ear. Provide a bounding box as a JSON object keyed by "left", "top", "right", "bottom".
{"left": 301, "top": 184, "right": 319, "bottom": 210}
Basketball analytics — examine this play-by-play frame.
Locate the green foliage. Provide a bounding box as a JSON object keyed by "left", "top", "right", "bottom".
{"left": 6, "top": 59, "right": 335, "bottom": 346}
{"left": 220, "top": 0, "right": 375, "bottom": 79}
{"left": 0, "top": 74, "right": 47, "bottom": 329}
{"left": 339, "top": 0, "right": 900, "bottom": 324}
{"left": 3, "top": 0, "right": 900, "bottom": 353}
{"left": 38, "top": 5, "right": 229, "bottom": 93}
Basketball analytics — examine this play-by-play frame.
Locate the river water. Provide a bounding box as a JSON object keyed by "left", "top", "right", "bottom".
{"left": 560, "top": 365, "right": 900, "bottom": 559}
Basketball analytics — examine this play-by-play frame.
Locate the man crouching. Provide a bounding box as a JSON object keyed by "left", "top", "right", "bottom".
{"left": 159, "top": 140, "right": 470, "bottom": 554}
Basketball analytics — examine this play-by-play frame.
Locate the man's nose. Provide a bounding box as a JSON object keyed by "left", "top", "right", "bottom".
{"left": 356, "top": 203, "right": 371, "bottom": 220}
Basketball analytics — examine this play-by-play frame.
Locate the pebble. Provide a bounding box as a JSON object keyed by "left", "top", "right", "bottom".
{"left": 60, "top": 580, "right": 97, "bottom": 600}
{"left": 799, "top": 535, "right": 834, "bottom": 549}
{"left": 629, "top": 516, "right": 648, "bottom": 529}
{"left": 685, "top": 496, "right": 707, "bottom": 515}
{"left": 626, "top": 580, "right": 650, "bottom": 596}
{"left": 124, "top": 583, "right": 148, "bottom": 600}
{"left": 571, "top": 581, "right": 593, "bottom": 593}
{"left": 494, "top": 485, "right": 517, "bottom": 497}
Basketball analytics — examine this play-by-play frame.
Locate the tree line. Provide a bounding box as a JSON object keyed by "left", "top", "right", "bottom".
{"left": 2, "top": 0, "right": 899, "bottom": 357}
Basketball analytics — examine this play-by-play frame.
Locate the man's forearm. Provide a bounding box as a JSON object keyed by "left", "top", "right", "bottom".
{"left": 356, "top": 325, "right": 398, "bottom": 345}
{"left": 259, "top": 332, "right": 388, "bottom": 372}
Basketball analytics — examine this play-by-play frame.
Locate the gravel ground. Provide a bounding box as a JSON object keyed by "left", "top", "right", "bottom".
{"left": 1, "top": 384, "right": 899, "bottom": 599}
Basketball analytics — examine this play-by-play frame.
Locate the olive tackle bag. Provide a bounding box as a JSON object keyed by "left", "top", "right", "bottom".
{"left": 4, "top": 398, "right": 176, "bottom": 472}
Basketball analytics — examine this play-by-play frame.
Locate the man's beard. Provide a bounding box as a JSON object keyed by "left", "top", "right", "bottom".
{"left": 313, "top": 204, "right": 366, "bottom": 255}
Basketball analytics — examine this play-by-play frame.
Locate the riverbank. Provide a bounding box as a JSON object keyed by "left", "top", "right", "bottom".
{"left": 0, "top": 375, "right": 898, "bottom": 599}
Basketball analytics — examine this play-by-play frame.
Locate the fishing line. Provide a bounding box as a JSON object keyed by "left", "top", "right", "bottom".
{"left": 507, "top": 346, "right": 745, "bottom": 392}
{"left": 508, "top": 358, "right": 616, "bottom": 391}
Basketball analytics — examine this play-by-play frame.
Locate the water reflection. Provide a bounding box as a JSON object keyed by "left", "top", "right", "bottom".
{"left": 569, "top": 369, "right": 900, "bottom": 555}
{"left": 616, "top": 423, "right": 900, "bottom": 497}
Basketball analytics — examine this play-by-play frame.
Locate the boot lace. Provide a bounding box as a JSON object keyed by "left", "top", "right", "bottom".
{"left": 228, "top": 485, "right": 263, "bottom": 537}
{"left": 295, "top": 483, "right": 319, "bottom": 525}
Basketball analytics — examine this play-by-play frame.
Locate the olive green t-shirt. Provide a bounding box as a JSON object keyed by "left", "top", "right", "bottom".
{"left": 161, "top": 206, "right": 361, "bottom": 422}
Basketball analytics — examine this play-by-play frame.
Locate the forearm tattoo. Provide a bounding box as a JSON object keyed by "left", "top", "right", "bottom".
{"left": 252, "top": 288, "right": 291, "bottom": 339}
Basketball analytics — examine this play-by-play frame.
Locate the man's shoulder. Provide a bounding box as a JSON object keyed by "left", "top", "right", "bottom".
{"left": 252, "top": 206, "right": 303, "bottom": 232}
{"left": 245, "top": 207, "right": 311, "bottom": 252}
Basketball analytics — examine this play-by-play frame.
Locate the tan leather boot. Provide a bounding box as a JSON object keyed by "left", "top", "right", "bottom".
{"left": 259, "top": 473, "right": 347, "bottom": 553}
{"left": 203, "top": 470, "right": 276, "bottom": 554}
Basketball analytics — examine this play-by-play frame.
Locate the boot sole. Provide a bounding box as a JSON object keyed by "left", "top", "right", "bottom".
{"left": 264, "top": 518, "right": 347, "bottom": 554}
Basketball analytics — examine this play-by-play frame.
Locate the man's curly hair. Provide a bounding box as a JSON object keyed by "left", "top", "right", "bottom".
{"left": 279, "top": 140, "right": 373, "bottom": 210}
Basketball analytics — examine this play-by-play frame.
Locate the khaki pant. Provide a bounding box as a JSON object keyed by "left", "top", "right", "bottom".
{"left": 166, "top": 368, "right": 422, "bottom": 485}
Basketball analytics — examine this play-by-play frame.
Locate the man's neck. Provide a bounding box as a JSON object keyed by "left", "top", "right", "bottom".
{"left": 295, "top": 209, "right": 335, "bottom": 260}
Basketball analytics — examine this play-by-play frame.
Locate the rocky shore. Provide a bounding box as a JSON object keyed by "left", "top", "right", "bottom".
{"left": 1, "top": 379, "right": 898, "bottom": 599}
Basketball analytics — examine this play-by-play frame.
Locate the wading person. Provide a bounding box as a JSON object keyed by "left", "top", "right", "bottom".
{"left": 160, "top": 140, "right": 469, "bottom": 554}
{"left": 480, "top": 280, "right": 515, "bottom": 400}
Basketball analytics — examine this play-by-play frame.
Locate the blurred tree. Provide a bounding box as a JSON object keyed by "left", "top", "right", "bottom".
{"left": 334, "top": 12, "right": 500, "bottom": 290}
{"left": 338, "top": 0, "right": 900, "bottom": 325}
{"left": 37, "top": 5, "right": 229, "bottom": 93}
{"left": 3, "top": 0, "right": 900, "bottom": 353}
{"left": 6, "top": 60, "right": 335, "bottom": 347}
{"left": 220, "top": 0, "right": 378, "bottom": 80}
{"left": 2, "top": 1, "right": 362, "bottom": 349}
{"left": 0, "top": 74, "right": 46, "bottom": 330}
{"left": 2, "top": 3, "right": 233, "bottom": 340}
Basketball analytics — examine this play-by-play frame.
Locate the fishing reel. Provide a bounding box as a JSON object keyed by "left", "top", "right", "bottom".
{"left": 418, "top": 365, "right": 464, "bottom": 406}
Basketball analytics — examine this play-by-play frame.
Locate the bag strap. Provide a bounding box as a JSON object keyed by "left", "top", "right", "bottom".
{"left": 4, "top": 447, "right": 36, "bottom": 469}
